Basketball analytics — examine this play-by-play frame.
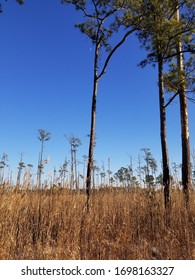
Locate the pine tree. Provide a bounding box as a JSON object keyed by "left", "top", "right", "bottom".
{"left": 164, "top": 1, "right": 195, "bottom": 204}
{"left": 61, "top": 0, "right": 139, "bottom": 205}
{"left": 128, "top": 0, "right": 178, "bottom": 207}
{"left": 123, "top": 0, "right": 194, "bottom": 207}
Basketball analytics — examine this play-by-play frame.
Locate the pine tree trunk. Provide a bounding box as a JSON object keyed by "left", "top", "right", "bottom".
{"left": 176, "top": 7, "right": 191, "bottom": 204}
{"left": 179, "top": 89, "right": 191, "bottom": 200}
{"left": 74, "top": 150, "right": 78, "bottom": 189}
{"left": 158, "top": 57, "right": 170, "bottom": 208}
{"left": 70, "top": 148, "right": 74, "bottom": 189}
{"left": 86, "top": 77, "right": 98, "bottom": 201}
{"left": 37, "top": 141, "right": 44, "bottom": 189}
{"left": 86, "top": 42, "right": 99, "bottom": 204}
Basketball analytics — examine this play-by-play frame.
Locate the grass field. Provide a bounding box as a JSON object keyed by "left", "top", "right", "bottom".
{"left": 0, "top": 186, "right": 195, "bottom": 260}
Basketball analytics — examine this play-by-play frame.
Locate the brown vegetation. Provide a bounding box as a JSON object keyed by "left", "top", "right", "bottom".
{"left": 0, "top": 186, "right": 195, "bottom": 260}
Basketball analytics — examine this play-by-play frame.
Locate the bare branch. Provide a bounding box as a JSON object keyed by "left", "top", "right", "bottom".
{"left": 186, "top": 95, "right": 195, "bottom": 103}
{"left": 164, "top": 91, "right": 179, "bottom": 108}
{"left": 97, "top": 27, "right": 136, "bottom": 80}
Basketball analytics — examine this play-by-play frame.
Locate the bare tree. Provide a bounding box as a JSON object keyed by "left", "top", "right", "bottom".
{"left": 0, "top": 153, "right": 8, "bottom": 184}
{"left": 37, "top": 129, "right": 51, "bottom": 189}
{"left": 59, "top": 158, "right": 69, "bottom": 188}
{"left": 65, "top": 134, "right": 81, "bottom": 189}
{"left": 16, "top": 153, "right": 25, "bottom": 187}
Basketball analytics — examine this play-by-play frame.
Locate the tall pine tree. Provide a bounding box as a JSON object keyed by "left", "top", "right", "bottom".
{"left": 61, "top": 0, "right": 142, "bottom": 206}
{"left": 123, "top": 0, "right": 194, "bottom": 207}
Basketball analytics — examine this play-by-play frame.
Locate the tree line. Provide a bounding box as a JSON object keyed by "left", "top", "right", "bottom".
{"left": 1, "top": 0, "right": 195, "bottom": 208}
{"left": 2, "top": 137, "right": 195, "bottom": 191}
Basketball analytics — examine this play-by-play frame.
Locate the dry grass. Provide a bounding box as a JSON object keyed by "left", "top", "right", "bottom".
{"left": 0, "top": 186, "right": 195, "bottom": 260}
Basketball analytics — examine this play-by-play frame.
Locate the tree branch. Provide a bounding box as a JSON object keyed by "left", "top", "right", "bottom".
{"left": 186, "top": 95, "right": 195, "bottom": 103}
{"left": 164, "top": 91, "right": 179, "bottom": 108}
{"left": 97, "top": 27, "right": 136, "bottom": 80}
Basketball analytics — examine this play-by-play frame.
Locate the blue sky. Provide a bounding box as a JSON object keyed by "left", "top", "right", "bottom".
{"left": 0, "top": 0, "right": 194, "bottom": 181}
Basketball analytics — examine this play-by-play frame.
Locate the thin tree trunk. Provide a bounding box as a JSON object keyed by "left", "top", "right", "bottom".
{"left": 86, "top": 78, "right": 98, "bottom": 201}
{"left": 37, "top": 141, "right": 44, "bottom": 189}
{"left": 176, "top": 7, "right": 191, "bottom": 204}
{"left": 158, "top": 56, "right": 170, "bottom": 209}
{"left": 74, "top": 150, "right": 78, "bottom": 189}
{"left": 84, "top": 25, "right": 136, "bottom": 207}
{"left": 86, "top": 42, "right": 99, "bottom": 205}
{"left": 179, "top": 79, "right": 191, "bottom": 204}
{"left": 70, "top": 147, "right": 74, "bottom": 189}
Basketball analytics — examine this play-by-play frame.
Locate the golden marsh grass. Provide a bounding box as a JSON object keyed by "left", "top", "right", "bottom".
{"left": 0, "top": 187, "right": 195, "bottom": 259}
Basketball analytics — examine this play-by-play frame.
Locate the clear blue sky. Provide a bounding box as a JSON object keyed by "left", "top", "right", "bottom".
{"left": 0, "top": 0, "right": 194, "bottom": 181}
